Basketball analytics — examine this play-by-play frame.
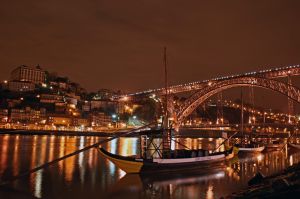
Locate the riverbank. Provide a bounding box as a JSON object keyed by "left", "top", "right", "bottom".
{"left": 0, "top": 128, "right": 297, "bottom": 138}
{"left": 226, "top": 161, "right": 300, "bottom": 198}
{"left": 0, "top": 128, "right": 117, "bottom": 136}
{"left": 0, "top": 128, "right": 162, "bottom": 137}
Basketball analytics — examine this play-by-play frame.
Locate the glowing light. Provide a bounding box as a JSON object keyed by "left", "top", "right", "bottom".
{"left": 121, "top": 96, "right": 129, "bottom": 101}
{"left": 257, "top": 154, "right": 263, "bottom": 162}
{"left": 41, "top": 83, "right": 47, "bottom": 88}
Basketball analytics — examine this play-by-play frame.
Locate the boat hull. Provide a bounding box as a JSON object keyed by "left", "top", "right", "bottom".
{"left": 238, "top": 146, "right": 265, "bottom": 153}
{"left": 289, "top": 143, "right": 300, "bottom": 150}
{"left": 265, "top": 144, "right": 284, "bottom": 150}
{"left": 98, "top": 147, "right": 234, "bottom": 174}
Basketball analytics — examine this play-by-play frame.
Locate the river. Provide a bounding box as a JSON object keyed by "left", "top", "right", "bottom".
{"left": 0, "top": 134, "right": 300, "bottom": 199}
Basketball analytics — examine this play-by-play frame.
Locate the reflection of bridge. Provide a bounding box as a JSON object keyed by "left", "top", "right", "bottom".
{"left": 124, "top": 65, "right": 300, "bottom": 129}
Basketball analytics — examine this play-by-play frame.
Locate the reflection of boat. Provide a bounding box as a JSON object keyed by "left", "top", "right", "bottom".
{"left": 98, "top": 147, "right": 234, "bottom": 174}
{"left": 289, "top": 143, "right": 300, "bottom": 150}
{"left": 140, "top": 170, "right": 225, "bottom": 186}
{"left": 107, "top": 169, "right": 226, "bottom": 197}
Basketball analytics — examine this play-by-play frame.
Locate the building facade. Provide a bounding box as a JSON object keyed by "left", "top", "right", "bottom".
{"left": 90, "top": 112, "right": 112, "bottom": 127}
{"left": 10, "top": 107, "right": 46, "bottom": 123}
{"left": 0, "top": 109, "right": 8, "bottom": 123}
{"left": 7, "top": 80, "right": 35, "bottom": 92}
{"left": 11, "top": 65, "right": 46, "bottom": 84}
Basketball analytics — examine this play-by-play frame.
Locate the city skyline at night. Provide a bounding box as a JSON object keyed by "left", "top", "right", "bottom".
{"left": 1, "top": 1, "right": 300, "bottom": 93}
{"left": 2, "top": 1, "right": 300, "bottom": 199}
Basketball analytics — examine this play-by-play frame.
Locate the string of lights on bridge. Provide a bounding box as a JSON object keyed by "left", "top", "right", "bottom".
{"left": 123, "top": 64, "right": 300, "bottom": 97}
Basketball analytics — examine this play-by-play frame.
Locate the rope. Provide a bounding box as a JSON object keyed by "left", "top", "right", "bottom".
{"left": 280, "top": 128, "right": 298, "bottom": 152}
{"left": 213, "top": 131, "right": 239, "bottom": 153}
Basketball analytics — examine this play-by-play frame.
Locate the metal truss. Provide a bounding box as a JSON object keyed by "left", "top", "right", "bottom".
{"left": 176, "top": 76, "right": 300, "bottom": 125}
{"left": 124, "top": 65, "right": 300, "bottom": 97}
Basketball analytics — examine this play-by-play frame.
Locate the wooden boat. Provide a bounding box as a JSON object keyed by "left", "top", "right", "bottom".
{"left": 98, "top": 49, "right": 236, "bottom": 174}
{"left": 98, "top": 147, "right": 235, "bottom": 174}
{"left": 288, "top": 143, "right": 300, "bottom": 150}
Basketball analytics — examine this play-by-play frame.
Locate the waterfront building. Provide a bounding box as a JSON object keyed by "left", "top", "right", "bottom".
{"left": 40, "top": 94, "right": 64, "bottom": 104}
{"left": 89, "top": 112, "right": 112, "bottom": 127}
{"left": 47, "top": 114, "right": 72, "bottom": 126}
{"left": 10, "top": 65, "right": 46, "bottom": 84}
{"left": 10, "top": 107, "right": 46, "bottom": 123}
{"left": 0, "top": 109, "right": 8, "bottom": 123}
{"left": 82, "top": 102, "right": 91, "bottom": 112}
{"left": 65, "top": 94, "right": 80, "bottom": 106}
{"left": 94, "top": 89, "right": 115, "bottom": 100}
{"left": 55, "top": 102, "right": 67, "bottom": 113}
{"left": 90, "top": 100, "right": 117, "bottom": 111}
{"left": 6, "top": 80, "right": 35, "bottom": 92}
{"left": 6, "top": 99, "right": 22, "bottom": 108}
{"left": 72, "top": 118, "right": 89, "bottom": 127}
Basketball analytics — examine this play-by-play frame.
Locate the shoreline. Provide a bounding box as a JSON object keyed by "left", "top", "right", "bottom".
{"left": 226, "top": 160, "right": 300, "bottom": 198}
{"left": 0, "top": 128, "right": 297, "bottom": 138}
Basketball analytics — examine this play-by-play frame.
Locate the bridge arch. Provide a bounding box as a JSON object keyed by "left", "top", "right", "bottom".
{"left": 176, "top": 76, "right": 300, "bottom": 125}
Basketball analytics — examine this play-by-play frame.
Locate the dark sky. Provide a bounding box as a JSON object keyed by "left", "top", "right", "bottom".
{"left": 1, "top": 0, "right": 300, "bottom": 111}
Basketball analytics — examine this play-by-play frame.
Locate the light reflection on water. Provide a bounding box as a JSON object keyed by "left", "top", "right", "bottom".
{"left": 0, "top": 135, "right": 300, "bottom": 199}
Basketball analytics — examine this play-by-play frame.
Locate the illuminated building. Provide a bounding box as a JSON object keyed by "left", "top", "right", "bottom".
{"left": 47, "top": 114, "right": 72, "bottom": 126}
{"left": 10, "top": 107, "right": 46, "bottom": 123}
{"left": 72, "top": 118, "right": 89, "bottom": 127}
{"left": 40, "top": 94, "right": 64, "bottom": 104}
{"left": 10, "top": 65, "right": 46, "bottom": 84}
{"left": 0, "top": 109, "right": 8, "bottom": 123}
{"left": 6, "top": 80, "right": 35, "bottom": 92}
{"left": 89, "top": 112, "right": 112, "bottom": 127}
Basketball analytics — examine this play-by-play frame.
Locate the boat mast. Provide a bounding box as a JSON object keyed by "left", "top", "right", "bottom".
{"left": 164, "top": 46, "right": 169, "bottom": 129}
{"left": 241, "top": 88, "right": 244, "bottom": 141}
{"left": 162, "top": 47, "right": 172, "bottom": 156}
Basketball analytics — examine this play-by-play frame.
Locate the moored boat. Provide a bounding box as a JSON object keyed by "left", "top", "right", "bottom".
{"left": 98, "top": 147, "right": 235, "bottom": 174}
{"left": 265, "top": 140, "right": 284, "bottom": 150}
{"left": 288, "top": 143, "right": 300, "bottom": 150}
{"left": 236, "top": 143, "right": 265, "bottom": 153}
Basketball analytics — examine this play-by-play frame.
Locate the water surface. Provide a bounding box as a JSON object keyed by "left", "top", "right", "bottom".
{"left": 0, "top": 135, "right": 300, "bottom": 199}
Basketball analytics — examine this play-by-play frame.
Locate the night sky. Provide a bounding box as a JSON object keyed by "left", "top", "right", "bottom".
{"left": 1, "top": 1, "right": 300, "bottom": 110}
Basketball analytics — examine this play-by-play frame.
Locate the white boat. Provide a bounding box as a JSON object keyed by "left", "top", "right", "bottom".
{"left": 236, "top": 143, "right": 265, "bottom": 153}
{"left": 289, "top": 143, "right": 300, "bottom": 150}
